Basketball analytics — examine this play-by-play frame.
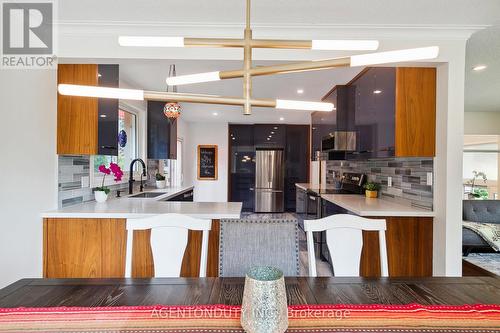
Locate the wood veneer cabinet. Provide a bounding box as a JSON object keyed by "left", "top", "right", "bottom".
{"left": 57, "top": 64, "right": 99, "bottom": 155}
{"left": 395, "top": 67, "right": 436, "bottom": 157}
{"left": 57, "top": 64, "right": 119, "bottom": 155}
{"left": 43, "top": 218, "right": 220, "bottom": 278}
{"left": 360, "top": 216, "right": 433, "bottom": 277}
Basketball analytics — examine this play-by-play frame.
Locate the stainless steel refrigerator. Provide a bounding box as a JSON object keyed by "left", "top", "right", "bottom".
{"left": 255, "top": 149, "right": 284, "bottom": 212}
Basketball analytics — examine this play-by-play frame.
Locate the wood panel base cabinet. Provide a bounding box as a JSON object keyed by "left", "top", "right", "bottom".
{"left": 43, "top": 218, "right": 220, "bottom": 278}
{"left": 360, "top": 217, "right": 433, "bottom": 277}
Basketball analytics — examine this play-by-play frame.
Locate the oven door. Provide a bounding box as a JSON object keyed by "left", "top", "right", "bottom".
{"left": 305, "top": 192, "right": 326, "bottom": 261}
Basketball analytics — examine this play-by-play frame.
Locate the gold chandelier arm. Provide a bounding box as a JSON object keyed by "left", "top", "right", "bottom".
{"left": 184, "top": 38, "right": 245, "bottom": 48}
{"left": 183, "top": 38, "right": 312, "bottom": 49}
{"left": 220, "top": 57, "right": 351, "bottom": 79}
{"left": 143, "top": 91, "right": 276, "bottom": 108}
{"left": 246, "top": 0, "right": 251, "bottom": 30}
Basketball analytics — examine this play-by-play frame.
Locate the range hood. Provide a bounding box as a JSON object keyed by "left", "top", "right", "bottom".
{"left": 321, "top": 85, "right": 356, "bottom": 152}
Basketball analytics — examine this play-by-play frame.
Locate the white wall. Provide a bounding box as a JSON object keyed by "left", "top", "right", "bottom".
{"left": 464, "top": 112, "right": 500, "bottom": 135}
{"left": 175, "top": 117, "right": 188, "bottom": 186}
{"left": 433, "top": 42, "right": 467, "bottom": 277}
{"left": 184, "top": 122, "right": 228, "bottom": 202}
{"left": 0, "top": 70, "right": 58, "bottom": 288}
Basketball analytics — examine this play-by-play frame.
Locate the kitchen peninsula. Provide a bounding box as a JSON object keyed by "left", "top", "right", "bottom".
{"left": 296, "top": 183, "right": 434, "bottom": 277}
{"left": 41, "top": 189, "right": 242, "bottom": 279}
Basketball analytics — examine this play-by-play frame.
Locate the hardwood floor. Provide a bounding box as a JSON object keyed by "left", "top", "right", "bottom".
{"left": 462, "top": 259, "right": 498, "bottom": 277}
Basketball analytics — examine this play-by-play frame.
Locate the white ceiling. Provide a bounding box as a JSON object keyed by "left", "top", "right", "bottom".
{"left": 59, "top": 0, "right": 500, "bottom": 118}
{"left": 59, "top": 0, "right": 500, "bottom": 26}
{"left": 113, "top": 59, "right": 363, "bottom": 124}
{"left": 465, "top": 25, "right": 500, "bottom": 112}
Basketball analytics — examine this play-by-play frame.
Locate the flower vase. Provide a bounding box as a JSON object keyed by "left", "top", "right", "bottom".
{"left": 156, "top": 180, "right": 166, "bottom": 189}
{"left": 94, "top": 190, "right": 108, "bottom": 203}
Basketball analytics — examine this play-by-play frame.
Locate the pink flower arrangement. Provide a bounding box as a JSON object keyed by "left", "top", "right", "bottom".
{"left": 96, "top": 163, "right": 124, "bottom": 194}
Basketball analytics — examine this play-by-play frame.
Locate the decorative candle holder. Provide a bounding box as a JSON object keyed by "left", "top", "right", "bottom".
{"left": 241, "top": 266, "right": 288, "bottom": 333}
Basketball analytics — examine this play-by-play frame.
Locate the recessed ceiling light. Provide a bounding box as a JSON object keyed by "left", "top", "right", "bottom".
{"left": 232, "top": 137, "right": 235, "bottom": 140}
{"left": 212, "top": 112, "right": 218, "bottom": 116}
{"left": 100, "top": 114, "right": 107, "bottom": 118}
{"left": 97, "top": 73, "right": 102, "bottom": 78}
{"left": 271, "top": 131, "right": 275, "bottom": 134}
{"left": 274, "top": 126, "right": 278, "bottom": 130}
{"left": 473, "top": 65, "right": 487, "bottom": 71}
{"left": 279, "top": 117, "right": 284, "bottom": 121}
{"left": 297, "top": 89, "right": 304, "bottom": 94}
{"left": 373, "top": 90, "right": 382, "bottom": 94}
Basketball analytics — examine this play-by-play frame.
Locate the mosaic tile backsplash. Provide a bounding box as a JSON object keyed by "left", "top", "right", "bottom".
{"left": 326, "top": 158, "right": 434, "bottom": 210}
{"left": 58, "top": 155, "right": 161, "bottom": 208}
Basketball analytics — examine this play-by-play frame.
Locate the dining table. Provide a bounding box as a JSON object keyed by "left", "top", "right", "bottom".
{"left": 1, "top": 276, "right": 499, "bottom": 307}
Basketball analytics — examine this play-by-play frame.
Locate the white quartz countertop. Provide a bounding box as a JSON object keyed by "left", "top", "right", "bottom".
{"left": 295, "top": 183, "right": 333, "bottom": 191}
{"left": 42, "top": 186, "right": 242, "bottom": 219}
{"left": 42, "top": 200, "right": 242, "bottom": 219}
{"left": 320, "top": 194, "right": 435, "bottom": 217}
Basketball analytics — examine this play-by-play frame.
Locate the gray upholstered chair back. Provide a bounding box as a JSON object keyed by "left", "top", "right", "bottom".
{"left": 463, "top": 200, "right": 500, "bottom": 223}
{"left": 219, "top": 218, "right": 300, "bottom": 277}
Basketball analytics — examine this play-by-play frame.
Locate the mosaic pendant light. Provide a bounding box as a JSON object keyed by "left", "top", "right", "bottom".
{"left": 164, "top": 64, "right": 181, "bottom": 120}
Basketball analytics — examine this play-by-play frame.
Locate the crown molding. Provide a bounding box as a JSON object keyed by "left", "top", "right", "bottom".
{"left": 58, "top": 20, "right": 486, "bottom": 41}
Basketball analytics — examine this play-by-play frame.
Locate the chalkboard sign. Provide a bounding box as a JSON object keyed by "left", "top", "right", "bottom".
{"left": 197, "top": 145, "right": 218, "bottom": 180}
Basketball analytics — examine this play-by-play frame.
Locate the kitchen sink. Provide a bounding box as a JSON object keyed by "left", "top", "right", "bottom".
{"left": 129, "top": 192, "right": 166, "bottom": 198}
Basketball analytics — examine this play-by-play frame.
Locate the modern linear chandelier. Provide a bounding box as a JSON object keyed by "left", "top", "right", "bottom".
{"left": 58, "top": 0, "right": 440, "bottom": 115}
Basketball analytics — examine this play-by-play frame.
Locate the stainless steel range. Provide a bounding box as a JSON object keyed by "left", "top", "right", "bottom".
{"left": 304, "top": 172, "right": 367, "bottom": 262}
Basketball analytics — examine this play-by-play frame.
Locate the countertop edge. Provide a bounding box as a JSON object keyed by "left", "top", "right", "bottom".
{"left": 41, "top": 213, "right": 242, "bottom": 219}
{"left": 320, "top": 194, "right": 435, "bottom": 217}
{"left": 295, "top": 183, "right": 309, "bottom": 191}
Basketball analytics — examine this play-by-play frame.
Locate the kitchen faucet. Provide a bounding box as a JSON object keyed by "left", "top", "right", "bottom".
{"left": 129, "top": 158, "right": 147, "bottom": 195}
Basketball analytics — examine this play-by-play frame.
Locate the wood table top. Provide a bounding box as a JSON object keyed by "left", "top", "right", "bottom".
{"left": 0, "top": 277, "right": 499, "bottom": 308}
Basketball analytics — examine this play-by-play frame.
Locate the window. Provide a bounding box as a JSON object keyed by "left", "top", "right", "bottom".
{"left": 92, "top": 109, "right": 138, "bottom": 186}
{"left": 463, "top": 135, "right": 499, "bottom": 199}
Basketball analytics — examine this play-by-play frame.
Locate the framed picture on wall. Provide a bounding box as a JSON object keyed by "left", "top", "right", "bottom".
{"left": 197, "top": 145, "right": 218, "bottom": 180}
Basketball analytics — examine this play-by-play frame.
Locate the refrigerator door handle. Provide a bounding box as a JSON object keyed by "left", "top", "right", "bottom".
{"left": 268, "top": 154, "right": 272, "bottom": 188}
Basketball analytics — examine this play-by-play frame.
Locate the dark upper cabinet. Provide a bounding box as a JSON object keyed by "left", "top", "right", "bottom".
{"left": 229, "top": 125, "right": 256, "bottom": 211}
{"left": 312, "top": 85, "right": 349, "bottom": 160}
{"left": 348, "top": 68, "right": 396, "bottom": 160}
{"left": 311, "top": 112, "right": 322, "bottom": 158}
{"left": 254, "top": 124, "right": 286, "bottom": 148}
{"left": 371, "top": 67, "right": 396, "bottom": 157}
{"left": 285, "top": 125, "right": 310, "bottom": 211}
{"left": 97, "top": 64, "right": 119, "bottom": 156}
{"left": 147, "top": 101, "right": 177, "bottom": 160}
